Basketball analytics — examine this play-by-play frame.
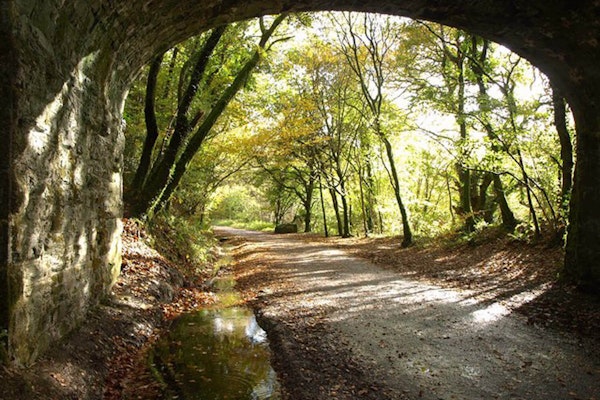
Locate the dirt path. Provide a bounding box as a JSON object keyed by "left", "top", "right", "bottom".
{"left": 215, "top": 227, "right": 600, "bottom": 400}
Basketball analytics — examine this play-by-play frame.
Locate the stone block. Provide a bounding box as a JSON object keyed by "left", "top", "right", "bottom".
{"left": 274, "top": 223, "right": 298, "bottom": 234}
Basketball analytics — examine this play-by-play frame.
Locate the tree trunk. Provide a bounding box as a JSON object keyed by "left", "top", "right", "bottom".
{"left": 364, "top": 159, "right": 376, "bottom": 234}
{"left": 552, "top": 84, "right": 574, "bottom": 214}
{"left": 469, "top": 172, "right": 493, "bottom": 222}
{"left": 517, "top": 149, "right": 541, "bottom": 238}
{"left": 339, "top": 185, "right": 351, "bottom": 238}
{"left": 477, "top": 172, "right": 494, "bottom": 223}
{"left": 457, "top": 160, "right": 474, "bottom": 232}
{"left": 162, "top": 46, "right": 179, "bottom": 98}
{"left": 446, "top": 173, "right": 456, "bottom": 226}
{"left": 139, "top": 17, "right": 286, "bottom": 216}
{"left": 456, "top": 60, "right": 475, "bottom": 233}
{"left": 493, "top": 174, "right": 517, "bottom": 231}
{"left": 329, "top": 187, "right": 343, "bottom": 236}
{"left": 198, "top": 202, "right": 207, "bottom": 226}
{"left": 303, "top": 178, "right": 314, "bottom": 233}
{"left": 381, "top": 134, "right": 412, "bottom": 247}
{"left": 275, "top": 199, "right": 281, "bottom": 226}
{"left": 274, "top": 197, "right": 284, "bottom": 226}
{"left": 319, "top": 177, "right": 329, "bottom": 238}
{"left": 469, "top": 36, "right": 517, "bottom": 230}
{"left": 358, "top": 163, "right": 369, "bottom": 236}
{"left": 130, "top": 53, "right": 164, "bottom": 196}
{"left": 151, "top": 49, "right": 262, "bottom": 215}
{"left": 333, "top": 160, "right": 351, "bottom": 237}
{"left": 564, "top": 89, "right": 600, "bottom": 291}
{"left": 132, "top": 26, "right": 227, "bottom": 216}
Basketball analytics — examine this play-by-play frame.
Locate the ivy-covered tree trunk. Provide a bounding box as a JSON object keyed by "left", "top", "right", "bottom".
{"left": 129, "top": 53, "right": 164, "bottom": 197}
{"left": 151, "top": 49, "right": 263, "bottom": 214}
{"left": 133, "top": 16, "right": 286, "bottom": 217}
{"left": 162, "top": 47, "right": 179, "bottom": 98}
{"left": 128, "top": 26, "right": 227, "bottom": 216}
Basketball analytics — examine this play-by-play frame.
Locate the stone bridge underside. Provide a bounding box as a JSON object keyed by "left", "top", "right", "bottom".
{"left": 1, "top": 0, "right": 600, "bottom": 365}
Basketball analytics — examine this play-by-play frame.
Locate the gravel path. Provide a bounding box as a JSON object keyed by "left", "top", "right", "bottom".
{"left": 215, "top": 227, "right": 600, "bottom": 400}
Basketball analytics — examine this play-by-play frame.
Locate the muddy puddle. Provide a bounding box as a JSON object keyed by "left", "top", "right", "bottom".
{"left": 149, "top": 273, "right": 281, "bottom": 399}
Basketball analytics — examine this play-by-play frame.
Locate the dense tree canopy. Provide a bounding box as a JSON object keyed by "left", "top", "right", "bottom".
{"left": 123, "top": 12, "right": 572, "bottom": 251}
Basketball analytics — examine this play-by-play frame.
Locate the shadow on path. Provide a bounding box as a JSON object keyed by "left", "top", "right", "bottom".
{"left": 215, "top": 227, "right": 600, "bottom": 400}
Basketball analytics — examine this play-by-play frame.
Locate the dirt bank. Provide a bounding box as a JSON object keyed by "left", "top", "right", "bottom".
{"left": 0, "top": 220, "right": 214, "bottom": 400}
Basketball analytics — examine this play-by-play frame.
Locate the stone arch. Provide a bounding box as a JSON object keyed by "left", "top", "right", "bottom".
{"left": 2, "top": 0, "right": 599, "bottom": 364}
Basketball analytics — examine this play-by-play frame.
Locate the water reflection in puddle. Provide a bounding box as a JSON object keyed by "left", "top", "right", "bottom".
{"left": 151, "top": 306, "right": 281, "bottom": 399}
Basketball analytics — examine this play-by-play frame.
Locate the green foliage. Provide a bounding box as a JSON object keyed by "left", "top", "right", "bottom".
{"left": 123, "top": 11, "right": 572, "bottom": 245}
{"left": 147, "top": 214, "right": 217, "bottom": 277}
{"left": 123, "top": 16, "right": 292, "bottom": 217}
{"left": 508, "top": 222, "right": 538, "bottom": 243}
{"left": 209, "top": 185, "right": 272, "bottom": 224}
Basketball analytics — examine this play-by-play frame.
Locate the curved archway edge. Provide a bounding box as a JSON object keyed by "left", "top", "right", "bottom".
{"left": 1, "top": 0, "right": 599, "bottom": 364}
